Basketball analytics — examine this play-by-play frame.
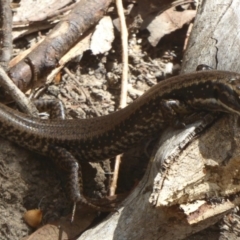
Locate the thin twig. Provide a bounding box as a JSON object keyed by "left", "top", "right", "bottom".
{"left": 183, "top": 23, "right": 193, "bottom": 51}
{"left": 116, "top": 0, "right": 128, "bottom": 109}
{"left": 109, "top": 154, "right": 121, "bottom": 196}
{"left": 0, "top": 0, "right": 12, "bottom": 70}
{"left": 110, "top": 0, "right": 129, "bottom": 196}
{"left": 0, "top": 66, "right": 38, "bottom": 116}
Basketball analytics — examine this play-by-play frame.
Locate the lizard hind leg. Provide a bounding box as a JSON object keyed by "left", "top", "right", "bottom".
{"left": 48, "top": 146, "right": 81, "bottom": 203}
{"left": 48, "top": 145, "right": 115, "bottom": 221}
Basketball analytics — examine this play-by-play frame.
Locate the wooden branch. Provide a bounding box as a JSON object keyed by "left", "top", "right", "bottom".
{"left": 8, "top": 0, "right": 112, "bottom": 92}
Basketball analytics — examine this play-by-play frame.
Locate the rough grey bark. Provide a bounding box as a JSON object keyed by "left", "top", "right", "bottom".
{"left": 0, "top": 0, "right": 12, "bottom": 70}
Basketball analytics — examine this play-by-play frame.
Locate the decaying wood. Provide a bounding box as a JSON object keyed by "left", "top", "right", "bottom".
{"left": 8, "top": 0, "right": 112, "bottom": 92}
{"left": 78, "top": 0, "right": 240, "bottom": 239}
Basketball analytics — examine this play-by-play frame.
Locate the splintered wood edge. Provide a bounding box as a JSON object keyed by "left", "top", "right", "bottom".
{"left": 180, "top": 197, "right": 240, "bottom": 225}
{"left": 151, "top": 115, "right": 240, "bottom": 223}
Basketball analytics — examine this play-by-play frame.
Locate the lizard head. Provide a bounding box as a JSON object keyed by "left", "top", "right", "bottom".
{"left": 214, "top": 73, "right": 240, "bottom": 115}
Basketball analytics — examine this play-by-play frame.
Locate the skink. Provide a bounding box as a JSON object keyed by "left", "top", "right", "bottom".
{"left": 1, "top": 70, "right": 240, "bottom": 208}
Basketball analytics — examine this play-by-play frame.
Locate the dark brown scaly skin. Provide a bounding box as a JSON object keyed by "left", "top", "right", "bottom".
{"left": 1, "top": 70, "right": 240, "bottom": 208}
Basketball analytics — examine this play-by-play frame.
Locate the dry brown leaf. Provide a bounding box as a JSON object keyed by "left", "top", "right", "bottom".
{"left": 25, "top": 206, "right": 98, "bottom": 240}
{"left": 90, "top": 16, "right": 114, "bottom": 55}
{"left": 13, "top": 0, "right": 74, "bottom": 24}
{"left": 12, "top": 0, "right": 80, "bottom": 39}
{"left": 146, "top": 8, "right": 196, "bottom": 46}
